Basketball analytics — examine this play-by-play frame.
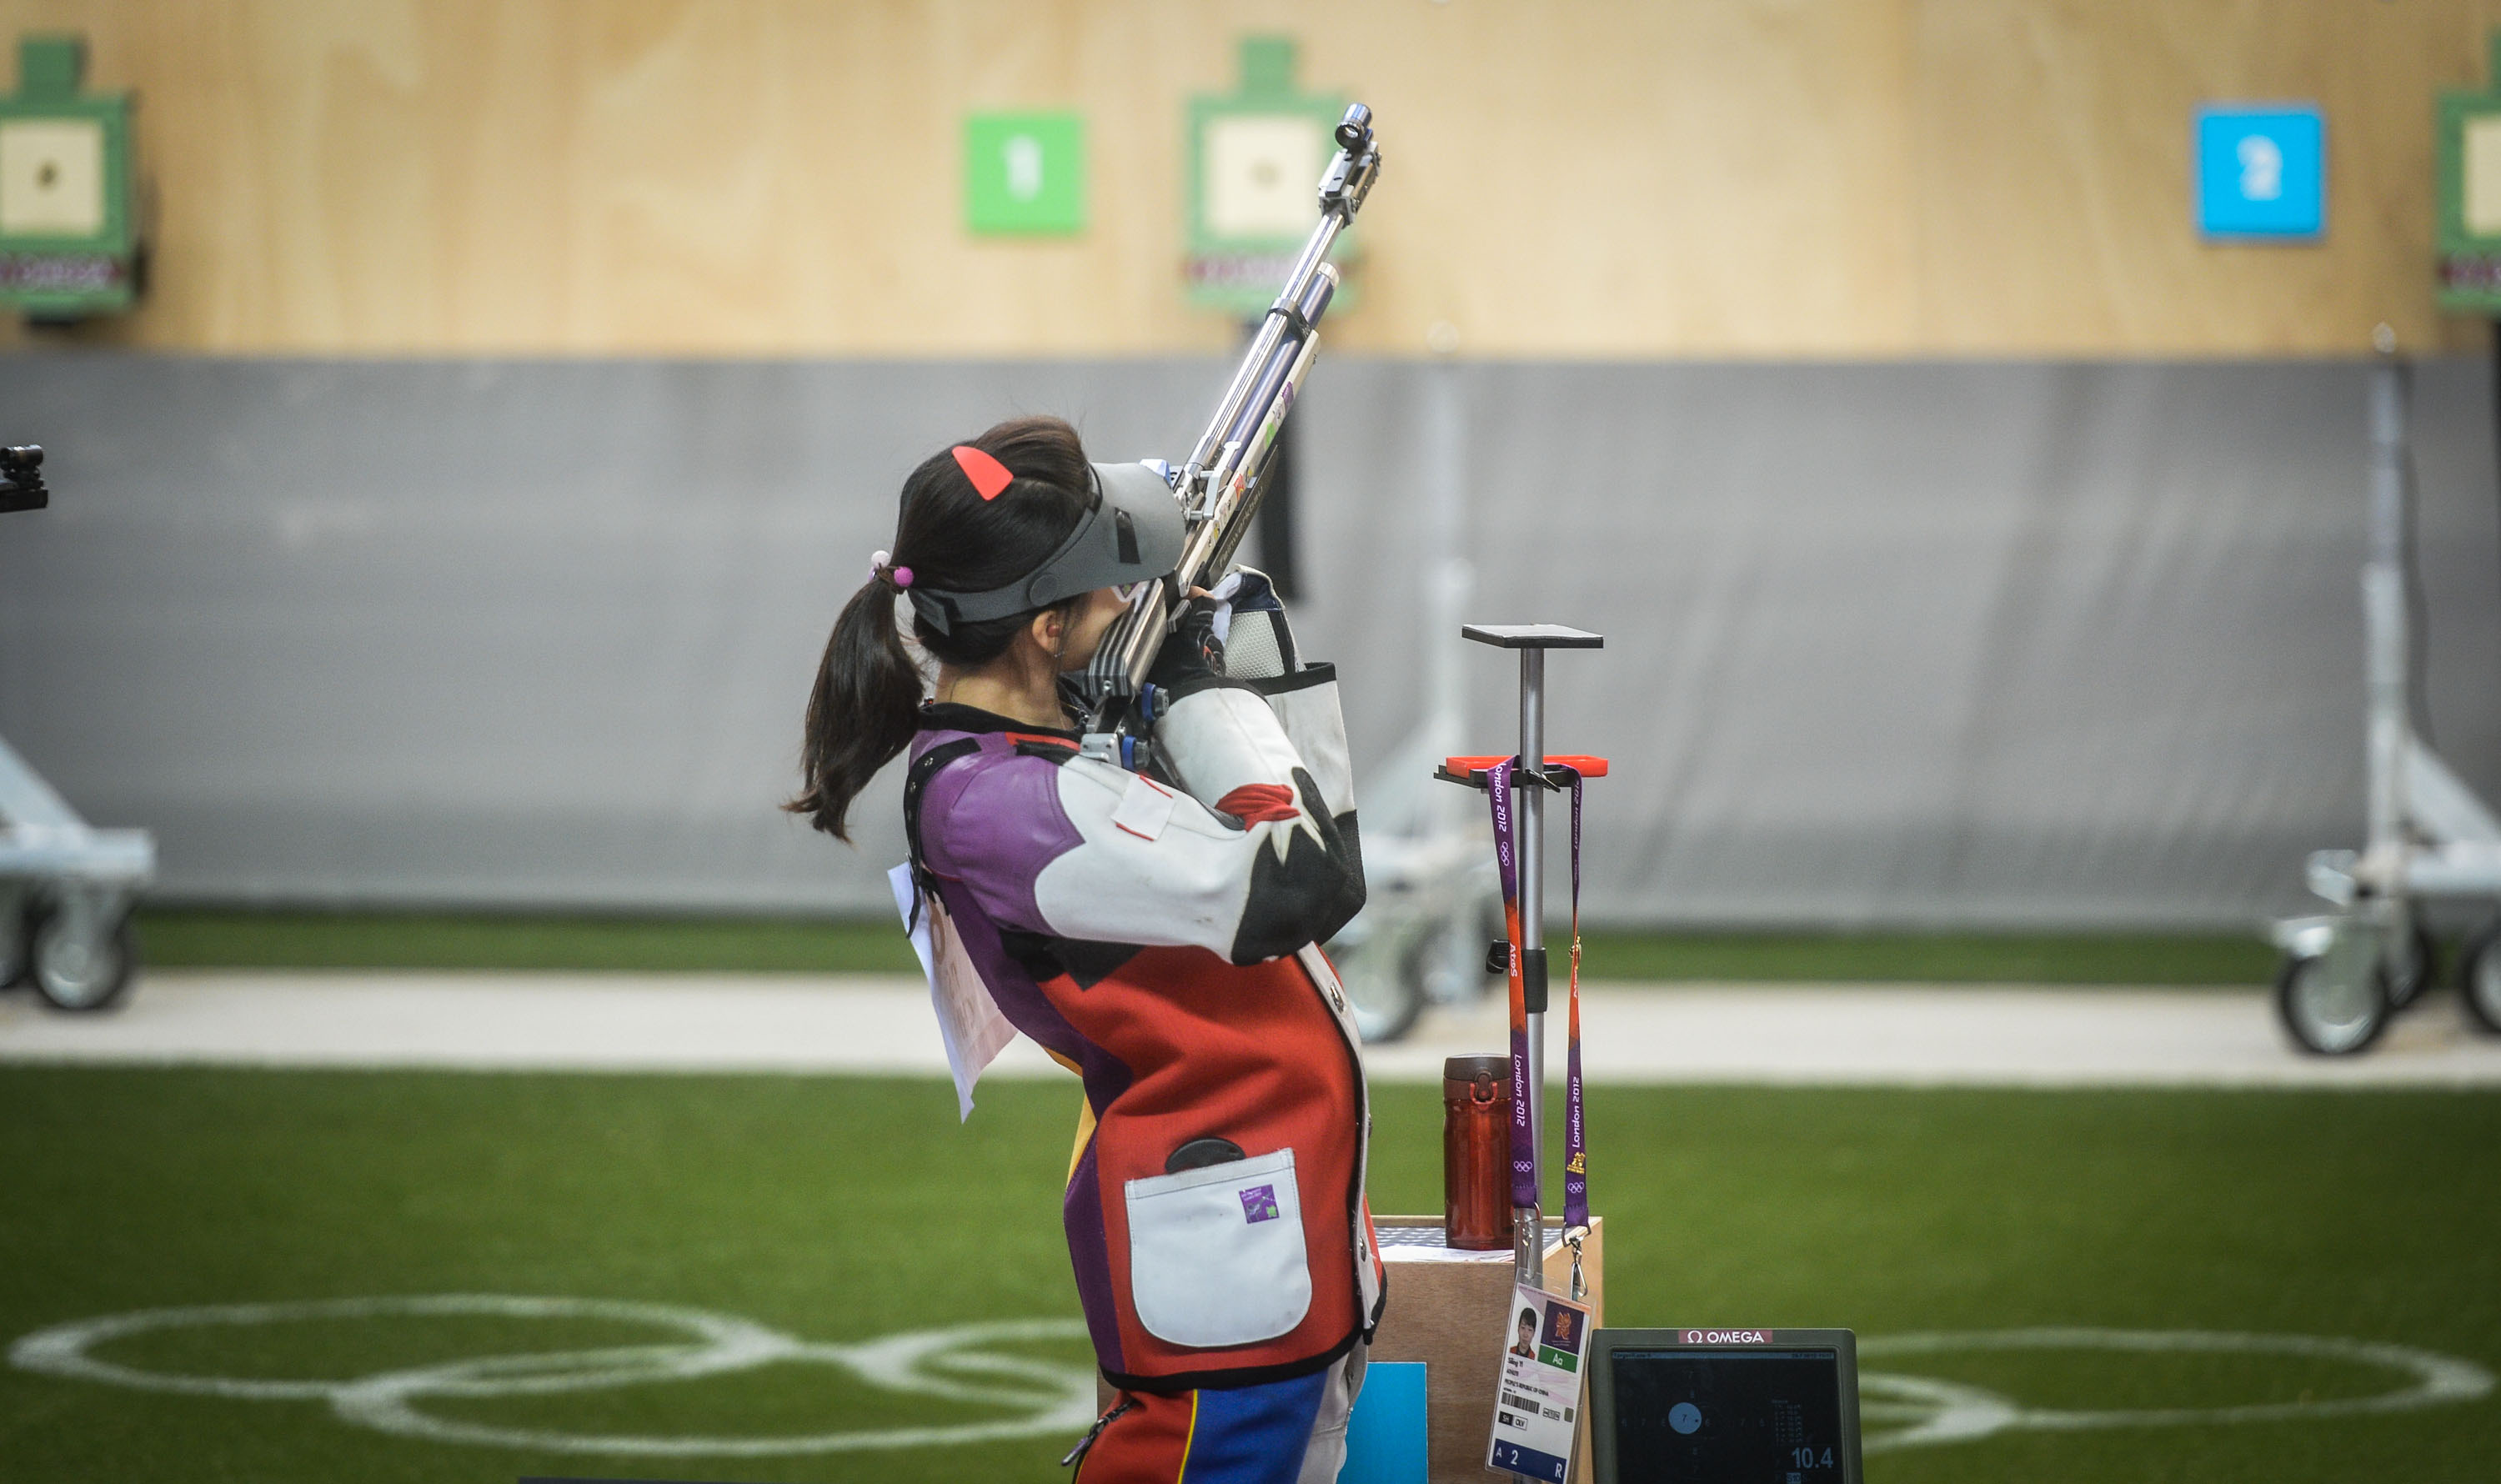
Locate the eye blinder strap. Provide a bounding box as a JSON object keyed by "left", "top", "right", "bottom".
{"left": 908, "top": 496, "right": 1106, "bottom": 632}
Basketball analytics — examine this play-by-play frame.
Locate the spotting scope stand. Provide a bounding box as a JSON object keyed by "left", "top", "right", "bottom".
{"left": 1438, "top": 623, "right": 1605, "bottom": 1286}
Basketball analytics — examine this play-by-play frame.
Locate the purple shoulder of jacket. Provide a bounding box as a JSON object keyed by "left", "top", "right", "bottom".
{"left": 911, "top": 728, "right": 1086, "bottom": 935}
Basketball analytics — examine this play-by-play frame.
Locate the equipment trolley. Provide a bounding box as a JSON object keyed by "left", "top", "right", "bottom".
{"left": 0, "top": 444, "right": 152, "bottom": 1009}
{"left": 2273, "top": 343, "right": 2501, "bottom": 1053}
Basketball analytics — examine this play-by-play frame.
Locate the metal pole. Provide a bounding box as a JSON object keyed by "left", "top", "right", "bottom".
{"left": 1422, "top": 334, "right": 1471, "bottom": 830}
{"left": 2361, "top": 338, "right": 2421, "bottom": 985}
{"left": 2364, "top": 348, "right": 2407, "bottom": 863}
{"left": 2362, "top": 336, "right": 2416, "bottom": 980}
{"left": 1515, "top": 647, "right": 1546, "bottom": 1286}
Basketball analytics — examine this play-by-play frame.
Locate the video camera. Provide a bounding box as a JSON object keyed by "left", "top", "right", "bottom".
{"left": 0, "top": 445, "right": 46, "bottom": 513}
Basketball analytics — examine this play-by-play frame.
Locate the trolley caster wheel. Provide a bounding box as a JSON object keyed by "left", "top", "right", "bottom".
{"left": 0, "top": 884, "right": 30, "bottom": 990}
{"left": 2385, "top": 925, "right": 2439, "bottom": 1011}
{"left": 2460, "top": 928, "right": 2501, "bottom": 1037}
{"left": 2275, "top": 945, "right": 2389, "bottom": 1055}
{"left": 30, "top": 906, "right": 135, "bottom": 1011}
{"left": 1336, "top": 917, "right": 1431, "bottom": 1045}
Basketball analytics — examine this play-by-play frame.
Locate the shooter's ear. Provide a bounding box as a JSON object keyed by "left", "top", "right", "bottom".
{"left": 1028, "top": 604, "right": 1065, "bottom": 655}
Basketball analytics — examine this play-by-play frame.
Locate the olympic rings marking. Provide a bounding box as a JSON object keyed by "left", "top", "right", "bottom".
{"left": 8, "top": 1295, "right": 1098, "bottom": 1456}
{"left": 10, "top": 1303, "right": 2493, "bottom": 1458}
{"left": 1859, "top": 1328, "right": 2495, "bottom": 1453}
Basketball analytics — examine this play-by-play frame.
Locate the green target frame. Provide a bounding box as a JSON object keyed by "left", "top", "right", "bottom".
{"left": 2436, "top": 34, "right": 2501, "bottom": 313}
{"left": 0, "top": 35, "right": 141, "bottom": 320}
{"left": 1185, "top": 37, "right": 1357, "bottom": 316}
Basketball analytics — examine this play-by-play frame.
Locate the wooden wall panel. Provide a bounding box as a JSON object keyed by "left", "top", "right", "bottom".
{"left": 0, "top": 0, "right": 2493, "bottom": 357}
{"left": 1911, "top": 1, "right": 2495, "bottom": 355}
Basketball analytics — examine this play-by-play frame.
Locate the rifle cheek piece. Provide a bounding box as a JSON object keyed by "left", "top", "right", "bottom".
{"left": 905, "top": 460, "right": 1186, "bottom": 636}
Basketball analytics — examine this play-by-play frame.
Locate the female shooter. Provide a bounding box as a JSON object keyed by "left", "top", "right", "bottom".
{"left": 790, "top": 416, "right": 1385, "bottom": 1483}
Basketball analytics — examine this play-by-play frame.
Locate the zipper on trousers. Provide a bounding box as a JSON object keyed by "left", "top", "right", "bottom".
{"left": 1060, "top": 1395, "right": 1137, "bottom": 1470}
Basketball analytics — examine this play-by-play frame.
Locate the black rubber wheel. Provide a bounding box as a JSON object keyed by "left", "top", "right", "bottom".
{"left": 2461, "top": 927, "right": 2501, "bottom": 1036}
{"left": 1336, "top": 916, "right": 1431, "bottom": 1045}
{"left": 0, "top": 889, "right": 30, "bottom": 990}
{"left": 2275, "top": 948, "right": 2389, "bottom": 1055}
{"left": 2386, "top": 923, "right": 2439, "bottom": 1010}
{"left": 30, "top": 906, "right": 136, "bottom": 1011}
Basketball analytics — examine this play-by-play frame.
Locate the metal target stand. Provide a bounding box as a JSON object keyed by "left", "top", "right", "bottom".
{"left": 0, "top": 444, "right": 153, "bottom": 1010}
{"left": 2271, "top": 342, "right": 2501, "bottom": 1051}
{"left": 1436, "top": 623, "right": 1605, "bottom": 1286}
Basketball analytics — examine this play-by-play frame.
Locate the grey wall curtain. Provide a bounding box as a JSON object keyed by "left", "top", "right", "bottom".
{"left": 2, "top": 353, "right": 2493, "bottom": 929}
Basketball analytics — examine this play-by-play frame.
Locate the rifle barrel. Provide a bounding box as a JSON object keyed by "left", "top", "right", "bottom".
{"left": 1207, "top": 327, "right": 1326, "bottom": 579}
{"left": 1081, "top": 107, "right": 1378, "bottom": 734}
{"left": 1185, "top": 212, "right": 1346, "bottom": 489}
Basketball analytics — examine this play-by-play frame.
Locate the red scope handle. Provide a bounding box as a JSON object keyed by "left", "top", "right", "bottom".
{"left": 1436, "top": 754, "right": 1610, "bottom": 787}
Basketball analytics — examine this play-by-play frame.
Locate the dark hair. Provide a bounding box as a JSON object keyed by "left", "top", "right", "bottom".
{"left": 786, "top": 415, "right": 1094, "bottom": 840}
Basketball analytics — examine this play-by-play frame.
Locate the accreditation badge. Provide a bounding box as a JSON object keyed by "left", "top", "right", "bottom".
{"left": 1486, "top": 1282, "right": 1591, "bottom": 1482}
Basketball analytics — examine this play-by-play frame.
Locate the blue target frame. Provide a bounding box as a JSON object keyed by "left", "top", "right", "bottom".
{"left": 2197, "top": 105, "right": 2324, "bottom": 240}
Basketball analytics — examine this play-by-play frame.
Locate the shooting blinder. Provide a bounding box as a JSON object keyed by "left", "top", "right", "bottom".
{"left": 908, "top": 460, "right": 1185, "bottom": 635}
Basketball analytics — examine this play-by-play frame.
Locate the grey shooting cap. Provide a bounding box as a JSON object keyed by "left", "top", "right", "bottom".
{"left": 909, "top": 460, "right": 1187, "bottom": 635}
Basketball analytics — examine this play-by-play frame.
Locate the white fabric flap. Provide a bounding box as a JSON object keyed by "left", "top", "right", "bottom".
{"left": 1260, "top": 669, "right": 1356, "bottom": 819}
{"left": 890, "top": 861, "right": 1016, "bottom": 1121}
{"left": 1124, "top": 1146, "right": 1312, "bottom": 1349}
{"left": 1110, "top": 770, "right": 1179, "bottom": 841}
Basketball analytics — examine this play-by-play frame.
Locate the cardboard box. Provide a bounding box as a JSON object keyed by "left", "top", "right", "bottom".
{"left": 1368, "top": 1215, "right": 1605, "bottom": 1483}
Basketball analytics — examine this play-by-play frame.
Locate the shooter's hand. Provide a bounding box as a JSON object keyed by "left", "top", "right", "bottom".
{"left": 1145, "top": 592, "right": 1226, "bottom": 694}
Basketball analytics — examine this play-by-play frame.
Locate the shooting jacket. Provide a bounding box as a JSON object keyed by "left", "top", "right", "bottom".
{"left": 904, "top": 669, "right": 1386, "bottom": 1392}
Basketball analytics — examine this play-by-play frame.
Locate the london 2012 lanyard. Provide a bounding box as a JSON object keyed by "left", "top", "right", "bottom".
{"left": 1485, "top": 758, "right": 1588, "bottom": 1295}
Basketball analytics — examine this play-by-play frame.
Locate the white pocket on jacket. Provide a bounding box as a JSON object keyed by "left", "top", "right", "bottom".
{"left": 1124, "top": 1146, "right": 1312, "bottom": 1349}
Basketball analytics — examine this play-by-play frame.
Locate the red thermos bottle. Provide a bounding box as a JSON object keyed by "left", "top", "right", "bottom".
{"left": 1443, "top": 1054, "right": 1514, "bottom": 1250}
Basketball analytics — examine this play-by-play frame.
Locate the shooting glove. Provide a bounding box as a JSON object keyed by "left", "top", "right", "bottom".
{"left": 1145, "top": 597, "right": 1227, "bottom": 694}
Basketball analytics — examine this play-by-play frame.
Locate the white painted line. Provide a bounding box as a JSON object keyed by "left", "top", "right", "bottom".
{"left": 1362, "top": 985, "right": 2501, "bottom": 1087}
{"left": 9, "top": 1296, "right": 1099, "bottom": 1456}
{"left": 0, "top": 974, "right": 1059, "bottom": 1077}
{"left": 12, "top": 1297, "right": 2489, "bottom": 1456}
{"left": 3, "top": 974, "right": 2498, "bottom": 1085}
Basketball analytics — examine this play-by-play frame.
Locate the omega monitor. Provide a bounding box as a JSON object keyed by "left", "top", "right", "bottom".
{"left": 1587, "top": 1328, "right": 1862, "bottom": 1484}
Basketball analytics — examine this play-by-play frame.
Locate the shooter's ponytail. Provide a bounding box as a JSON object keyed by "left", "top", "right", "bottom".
{"left": 786, "top": 415, "right": 1093, "bottom": 840}
{"left": 789, "top": 571, "right": 923, "bottom": 841}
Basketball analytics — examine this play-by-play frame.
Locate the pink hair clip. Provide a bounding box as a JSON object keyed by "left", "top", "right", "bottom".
{"left": 869, "top": 550, "right": 914, "bottom": 589}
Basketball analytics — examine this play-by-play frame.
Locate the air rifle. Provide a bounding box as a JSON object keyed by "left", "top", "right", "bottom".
{"left": 1070, "top": 103, "right": 1381, "bottom": 755}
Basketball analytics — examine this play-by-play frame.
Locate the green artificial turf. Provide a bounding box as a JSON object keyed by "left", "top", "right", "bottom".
{"left": 0, "top": 1067, "right": 2493, "bottom": 1482}
{"left": 135, "top": 910, "right": 923, "bottom": 975}
{"left": 1572, "top": 928, "right": 2278, "bottom": 985}
{"left": 135, "top": 908, "right": 2278, "bottom": 984}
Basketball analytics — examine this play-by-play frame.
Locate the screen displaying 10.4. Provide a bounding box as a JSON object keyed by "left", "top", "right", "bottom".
{"left": 1608, "top": 1349, "right": 1846, "bottom": 1481}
